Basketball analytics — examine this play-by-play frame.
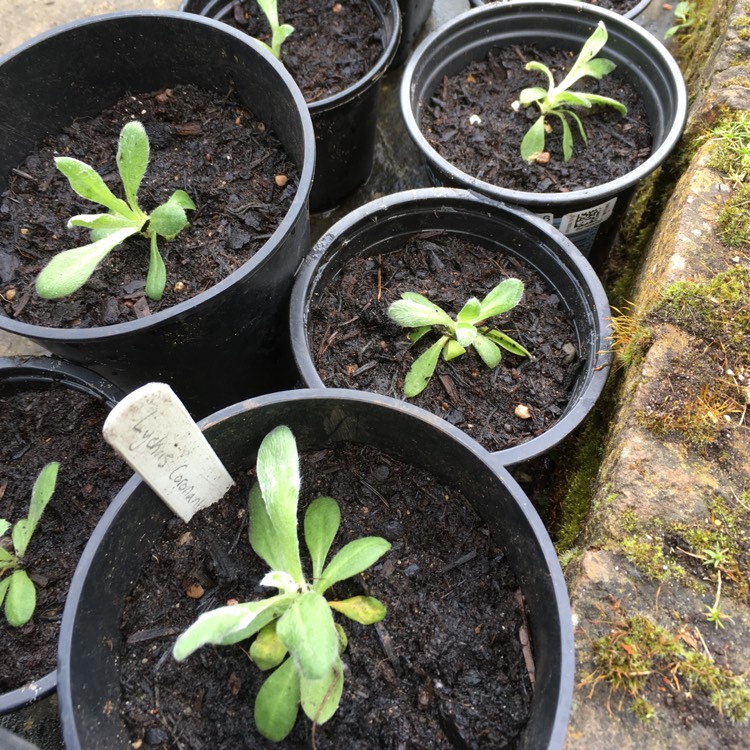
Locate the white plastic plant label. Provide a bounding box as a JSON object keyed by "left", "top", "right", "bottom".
{"left": 557, "top": 197, "right": 617, "bottom": 235}
{"left": 103, "top": 382, "right": 234, "bottom": 522}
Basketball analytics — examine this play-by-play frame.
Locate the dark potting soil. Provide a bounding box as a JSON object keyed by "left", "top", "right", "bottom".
{"left": 420, "top": 45, "right": 652, "bottom": 193}
{"left": 118, "top": 443, "right": 533, "bottom": 748}
{"left": 0, "top": 84, "right": 298, "bottom": 328}
{"left": 308, "top": 234, "right": 582, "bottom": 453}
{"left": 221, "top": 0, "right": 385, "bottom": 103}
{"left": 0, "top": 382, "right": 131, "bottom": 693}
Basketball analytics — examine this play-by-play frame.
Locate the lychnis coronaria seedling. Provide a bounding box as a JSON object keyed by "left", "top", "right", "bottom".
{"left": 388, "top": 278, "right": 531, "bottom": 397}
{"left": 516, "top": 21, "right": 627, "bottom": 162}
{"left": 35, "top": 121, "right": 195, "bottom": 302}
{"left": 173, "top": 425, "right": 391, "bottom": 742}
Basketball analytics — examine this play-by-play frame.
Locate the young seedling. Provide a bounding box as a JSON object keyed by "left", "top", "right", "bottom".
{"left": 387, "top": 278, "right": 531, "bottom": 398}
{"left": 516, "top": 21, "right": 627, "bottom": 162}
{"left": 35, "top": 121, "right": 195, "bottom": 302}
{"left": 173, "top": 425, "right": 391, "bottom": 742}
{"left": 705, "top": 571, "right": 733, "bottom": 630}
{"left": 664, "top": 2, "right": 695, "bottom": 41}
{"left": 0, "top": 462, "right": 59, "bottom": 627}
{"left": 256, "top": 0, "right": 294, "bottom": 59}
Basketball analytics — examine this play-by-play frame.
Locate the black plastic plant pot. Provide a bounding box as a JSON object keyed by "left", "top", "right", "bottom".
{"left": 178, "top": 0, "right": 401, "bottom": 212}
{"left": 469, "top": 0, "right": 651, "bottom": 20}
{"left": 58, "top": 388, "right": 574, "bottom": 749}
{"left": 391, "top": 0, "right": 435, "bottom": 68}
{"left": 0, "top": 11, "right": 315, "bottom": 419}
{"left": 400, "top": 0, "right": 687, "bottom": 263}
{"left": 0, "top": 356, "right": 124, "bottom": 715}
{"left": 289, "top": 188, "right": 612, "bottom": 467}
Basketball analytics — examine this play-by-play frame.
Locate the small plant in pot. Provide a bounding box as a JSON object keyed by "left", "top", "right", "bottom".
{"left": 0, "top": 11, "right": 315, "bottom": 419}
{"left": 401, "top": 0, "right": 687, "bottom": 263}
{"left": 0, "top": 356, "right": 131, "bottom": 719}
{"left": 58, "top": 390, "right": 574, "bottom": 748}
{"left": 177, "top": 0, "right": 401, "bottom": 211}
{"left": 172, "top": 425, "right": 392, "bottom": 742}
{"left": 289, "top": 187, "right": 612, "bottom": 467}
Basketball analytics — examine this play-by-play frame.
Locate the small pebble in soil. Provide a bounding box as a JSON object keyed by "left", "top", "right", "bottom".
{"left": 562, "top": 342, "right": 577, "bottom": 363}
{"left": 274, "top": 173, "right": 288, "bottom": 187}
{"left": 515, "top": 404, "right": 532, "bottom": 420}
{"left": 173, "top": 281, "right": 186, "bottom": 293}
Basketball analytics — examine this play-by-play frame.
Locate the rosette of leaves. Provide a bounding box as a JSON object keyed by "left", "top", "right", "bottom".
{"left": 0, "top": 462, "right": 59, "bottom": 627}
{"left": 35, "top": 121, "right": 195, "bottom": 302}
{"left": 388, "top": 278, "right": 531, "bottom": 397}
{"left": 173, "top": 425, "right": 391, "bottom": 742}
{"left": 517, "top": 21, "right": 627, "bottom": 162}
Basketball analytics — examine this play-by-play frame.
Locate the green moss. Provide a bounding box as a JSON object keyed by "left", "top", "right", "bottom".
{"left": 704, "top": 111, "right": 750, "bottom": 178}
{"left": 721, "top": 75, "right": 750, "bottom": 88}
{"left": 717, "top": 182, "right": 750, "bottom": 247}
{"left": 583, "top": 612, "right": 750, "bottom": 722}
{"left": 657, "top": 266, "right": 750, "bottom": 364}
{"left": 737, "top": 28, "right": 750, "bottom": 40}
{"left": 620, "top": 532, "right": 687, "bottom": 583}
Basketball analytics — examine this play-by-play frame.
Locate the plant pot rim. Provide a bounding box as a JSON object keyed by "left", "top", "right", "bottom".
{"left": 58, "top": 386, "right": 574, "bottom": 749}
{"left": 178, "top": 0, "right": 402, "bottom": 114}
{"left": 289, "top": 187, "right": 612, "bottom": 466}
{"left": 0, "top": 356, "right": 124, "bottom": 714}
{"left": 471, "top": 0, "right": 652, "bottom": 20}
{"left": 400, "top": 0, "right": 688, "bottom": 207}
{"left": 0, "top": 9, "right": 315, "bottom": 342}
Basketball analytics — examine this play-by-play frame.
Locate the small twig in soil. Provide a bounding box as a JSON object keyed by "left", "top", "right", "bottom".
{"left": 515, "top": 590, "right": 536, "bottom": 689}
{"left": 126, "top": 626, "right": 183, "bottom": 646}
{"left": 352, "top": 361, "right": 377, "bottom": 378}
{"left": 11, "top": 168, "right": 37, "bottom": 183}
{"left": 374, "top": 620, "right": 402, "bottom": 675}
{"left": 438, "top": 550, "right": 477, "bottom": 574}
{"left": 359, "top": 477, "right": 390, "bottom": 509}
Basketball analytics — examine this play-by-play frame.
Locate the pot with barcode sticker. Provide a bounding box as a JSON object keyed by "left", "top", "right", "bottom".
{"left": 58, "top": 389, "right": 575, "bottom": 748}
{"left": 400, "top": 0, "right": 687, "bottom": 267}
{"left": 289, "top": 188, "right": 612, "bottom": 467}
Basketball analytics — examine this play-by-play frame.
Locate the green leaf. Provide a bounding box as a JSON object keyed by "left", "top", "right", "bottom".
{"left": 117, "top": 121, "right": 149, "bottom": 212}
{"left": 0, "top": 519, "right": 10, "bottom": 537}
{"left": 35, "top": 226, "right": 139, "bottom": 299}
{"left": 554, "top": 91, "right": 594, "bottom": 109}
{"left": 472, "top": 333, "right": 501, "bottom": 369}
{"left": 456, "top": 297, "right": 481, "bottom": 324}
{"left": 329, "top": 595, "right": 387, "bottom": 625}
{"left": 172, "top": 594, "right": 293, "bottom": 660}
{"left": 524, "top": 61, "right": 555, "bottom": 92}
{"left": 255, "top": 658, "right": 301, "bottom": 742}
{"left": 0, "top": 547, "right": 16, "bottom": 566}
{"left": 274, "top": 24, "right": 295, "bottom": 52}
{"left": 55, "top": 156, "right": 134, "bottom": 218}
{"left": 0, "top": 576, "right": 10, "bottom": 610}
{"left": 558, "top": 112, "right": 574, "bottom": 162}
{"left": 388, "top": 292, "right": 455, "bottom": 329}
{"left": 300, "top": 657, "right": 343, "bottom": 725}
{"left": 277, "top": 592, "right": 338, "bottom": 681}
{"left": 455, "top": 321, "right": 477, "bottom": 348}
{"left": 145, "top": 234, "right": 167, "bottom": 302}
{"left": 250, "top": 620, "right": 288, "bottom": 670}
{"left": 169, "top": 189, "right": 196, "bottom": 211}
{"left": 316, "top": 537, "right": 391, "bottom": 595}
{"left": 582, "top": 93, "right": 627, "bottom": 116}
{"left": 484, "top": 329, "right": 531, "bottom": 358}
{"left": 518, "top": 85, "right": 547, "bottom": 106}
{"left": 304, "top": 496, "right": 340, "bottom": 582}
{"left": 520, "top": 116, "right": 547, "bottom": 161}
{"left": 556, "top": 21, "right": 609, "bottom": 92}
{"left": 12, "top": 462, "right": 59, "bottom": 558}
{"left": 579, "top": 57, "right": 617, "bottom": 81}
{"left": 68, "top": 212, "right": 142, "bottom": 233}
{"left": 479, "top": 279, "right": 524, "bottom": 320}
{"left": 257, "top": 0, "right": 281, "bottom": 28}
{"left": 253, "top": 426, "right": 303, "bottom": 583}
{"left": 407, "top": 325, "right": 432, "bottom": 344}
{"left": 403, "top": 335, "right": 448, "bottom": 397}
{"left": 149, "top": 194, "right": 190, "bottom": 240}
{"left": 442, "top": 338, "right": 466, "bottom": 362}
{"left": 5, "top": 570, "right": 35, "bottom": 627}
